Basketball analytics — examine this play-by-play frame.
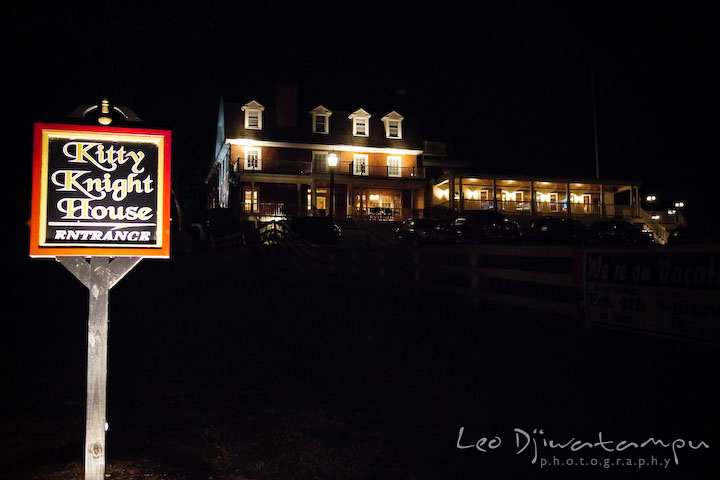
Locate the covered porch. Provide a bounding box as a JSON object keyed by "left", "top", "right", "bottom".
{"left": 229, "top": 172, "right": 426, "bottom": 222}
{"left": 431, "top": 174, "right": 642, "bottom": 220}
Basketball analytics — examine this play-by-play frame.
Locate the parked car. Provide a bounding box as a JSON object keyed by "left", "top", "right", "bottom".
{"left": 452, "top": 210, "right": 521, "bottom": 243}
{"left": 525, "top": 216, "right": 587, "bottom": 245}
{"left": 287, "top": 217, "right": 342, "bottom": 244}
{"left": 189, "top": 209, "right": 258, "bottom": 249}
{"left": 394, "top": 218, "right": 446, "bottom": 245}
{"left": 588, "top": 220, "right": 654, "bottom": 245}
{"left": 665, "top": 226, "right": 716, "bottom": 245}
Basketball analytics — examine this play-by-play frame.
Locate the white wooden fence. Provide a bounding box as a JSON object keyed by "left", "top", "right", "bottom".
{"left": 331, "top": 244, "right": 583, "bottom": 317}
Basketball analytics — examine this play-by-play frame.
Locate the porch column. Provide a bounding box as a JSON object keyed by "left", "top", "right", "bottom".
{"left": 348, "top": 184, "right": 354, "bottom": 218}
{"left": 296, "top": 183, "right": 302, "bottom": 216}
{"left": 633, "top": 186, "right": 639, "bottom": 217}
{"left": 458, "top": 178, "right": 464, "bottom": 212}
{"left": 530, "top": 181, "right": 536, "bottom": 216}
{"left": 410, "top": 188, "right": 415, "bottom": 217}
{"left": 566, "top": 183, "right": 571, "bottom": 217}
{"left": 310, "top": 181, "right": 317, "bottom": 217}
{"left": 492, "top": 179, "right": 498, "bottom": 210}
{"left": 426, "top": 181, "right": 432, "bottom": 216}
{"left": 251, "top": 181, "right": 255, "bottom": 213}
{"left": 600, "top": 184, "right": 605, "bottom": 217}
{"left": 345, "top": 184, "right": 352, "bottom": 218}
{"left": 449, "top": 174, "right": 456, "bottom": 211}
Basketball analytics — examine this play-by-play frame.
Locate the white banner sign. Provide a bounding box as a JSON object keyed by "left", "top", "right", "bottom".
{"left": 585, "top": 250, "right": 720, "bottom": 343}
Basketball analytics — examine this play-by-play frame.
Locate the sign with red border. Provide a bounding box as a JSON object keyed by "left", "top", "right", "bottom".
{"left": 30, "top": 123, "right": 172, "bottom": 258}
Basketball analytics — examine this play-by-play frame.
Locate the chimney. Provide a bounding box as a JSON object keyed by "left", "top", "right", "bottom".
{"left": 275, "top": 82, "right": 298, "bottom": 128}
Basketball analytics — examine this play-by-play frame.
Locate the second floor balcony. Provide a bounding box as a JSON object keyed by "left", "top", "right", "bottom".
{"left": 233, "top": 158, "right": 424, "bottom": 179}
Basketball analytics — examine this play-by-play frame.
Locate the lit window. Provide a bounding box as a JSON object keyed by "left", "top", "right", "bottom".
{"left": 354, "top": 118, "right": 367, "bottom": 136}
{"left": 242, "top": 100, "right": 265, "bottom": 130}
{"left": 353, "top": 154, "right": 368, "bottom": 176}
{"left": 310, "top": 105, "right": 332, "bottom": 134}
{"left": 247, "top": 110, "right": 259, "bottom": 128}
{"left": 244, "top": 188, "right": 258, "bottom": 211}
{"left": 388, "top": 120, "right": 400, "bottom": 138}
{"left": 381, "top": 111, "right": 404, "bottom": 139}
{"left": 245, "top": 147, "right": 262, "bottom": 170}
{"left": 349, "top": 108, "right": 371, "bottom": 137}
{"left": 387, "top": 156, "right": 401, "bottom": 177}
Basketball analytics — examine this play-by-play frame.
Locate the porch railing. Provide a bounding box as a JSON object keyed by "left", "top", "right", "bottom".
{"left": 498, "top": 201, "right": 532, "bottom": 213}
{"left": 432, "top": 200, "right": 637, "bottom": 218}
{"left": 462, "top": 199, "right": 493, "bottom": 210}
{"left": 352, "top": 207, "right": 420, "bottom": 221}
{"left": 316, "top": 161, "right": 423, "bottom": 178}
{"left": 638, "top": 207, "right": 670, "bottom": 244}
{"left": 534, "top": 201, "right": 566, "bottom": 214}
{"left": 234, "top": 159, "right": 313, "bottom": 175}
{"left": 234, "top": 158, "right": 423, "bottom": 179}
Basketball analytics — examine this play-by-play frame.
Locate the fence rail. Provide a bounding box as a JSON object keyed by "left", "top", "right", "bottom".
{"left": 327, "top": 244, "right": 582, "bottom": 317}
{"left": 258, "top": 220, "right": 335, "bottom": 277}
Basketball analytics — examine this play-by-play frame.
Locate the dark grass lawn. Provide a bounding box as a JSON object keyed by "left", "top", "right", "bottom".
{"left": 1, "top": 244, "right": 718, "bottom": 479}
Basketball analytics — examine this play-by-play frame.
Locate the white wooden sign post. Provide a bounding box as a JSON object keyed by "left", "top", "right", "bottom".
{"left": 58, "top": 256, "right": 141, "bottom": 478}
{"left": 29, "top": 121, "right": 171, "bottom": 480}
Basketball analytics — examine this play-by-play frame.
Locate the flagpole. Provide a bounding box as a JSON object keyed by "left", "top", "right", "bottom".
{"left": 591, "top": 62, "right": 600, "bottom": 179}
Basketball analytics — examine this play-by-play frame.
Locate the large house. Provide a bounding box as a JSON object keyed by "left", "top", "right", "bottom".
{"left": 208, "top": 84, "right": 681, "bottom": 243}
{"left": 208, "top": 84, "right": 428, "bottom": 222}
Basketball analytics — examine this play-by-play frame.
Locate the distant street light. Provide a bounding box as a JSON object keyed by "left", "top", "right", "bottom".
{"left": 327, "top": 152, "right": 338, "bottom": 221}
{"left": 674, "top": 201, "right": 685, "bottom": 208}
{"left": 645, "top": 194, "right": 657, "bottom": 203}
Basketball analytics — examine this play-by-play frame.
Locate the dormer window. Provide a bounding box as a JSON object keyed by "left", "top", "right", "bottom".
{"left": 241, "top": 100, "right": 265, "bottom": 130}
{"left": 381, "top": 111, "right": 404, "bottom": 139}
{"left": 247, "top": 110, "right": 260, "bottom": 128}
{"left": 349, "top": 108, "right": 371, "bottom": 137}
{"left": 309, "top": 105, "right": 332, "bottom": 134}
{"left": 388, "top": 120, "right": 400, "bottom": 138}
{"left": 315, "top": 115, "right": 327, "bottom": 133}
{"left": 354, "top": 118, "right": 367, "bottom": 136}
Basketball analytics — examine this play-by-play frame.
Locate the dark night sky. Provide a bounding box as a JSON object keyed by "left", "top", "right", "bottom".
{"left": 4, "top": 2, "right": 717, "bottom": 233}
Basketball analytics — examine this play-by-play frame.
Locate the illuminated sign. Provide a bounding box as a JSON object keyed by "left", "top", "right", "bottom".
{"left": 30, "top": 123, "right": 172, "bottom": 257}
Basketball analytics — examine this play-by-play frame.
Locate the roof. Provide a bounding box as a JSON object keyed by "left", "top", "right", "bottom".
{"left": 435, "top": 170, "right": 642, "bottom": 186}
{"left": 221, "top": 99, "right": 424, "bottom": 151}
